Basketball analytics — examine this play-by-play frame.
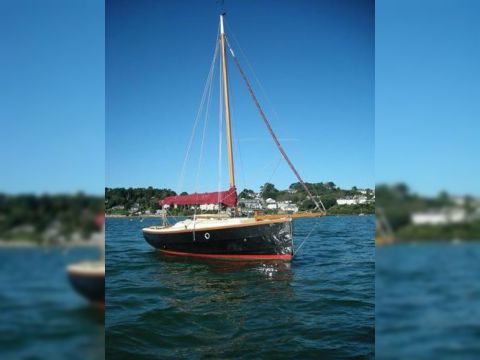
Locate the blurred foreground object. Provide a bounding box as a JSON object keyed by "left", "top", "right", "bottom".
{"left": 0, "top": 194, "right": 104, "bottom": 359}
{"left": 376, "top": 0, "right": 479, "bottom": 357}
{"left": 376, "top": 184, "right": 480, "bottom": 243}
{"left": 376, "top": 184, "right": 480, "bottom": 359}
{"left": 67, "top": 214, "right": 105, "bottom": 308}
{"left": 0, "top": 0, "right": 104, "bottom": 356}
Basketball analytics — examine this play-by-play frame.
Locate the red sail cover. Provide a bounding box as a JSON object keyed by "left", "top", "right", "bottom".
{"left": 160, "top": 187, "right": 237, "bottom": 207}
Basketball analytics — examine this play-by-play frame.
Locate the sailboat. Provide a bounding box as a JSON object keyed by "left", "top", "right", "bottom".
{"left": 67, "top": 214, "right": 105, "bottom": 307}
{"left": 142, "top": 14, "right": 325, "bottom": 261}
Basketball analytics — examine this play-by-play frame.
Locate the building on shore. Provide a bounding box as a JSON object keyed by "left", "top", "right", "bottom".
{"left": 199, "top": 203, "right": 220, "bottom": 211}
{"left": 265, "top": 198, "right": 277, "bottom": 210}
{"left": 336, "top": 196, "right": 370, "bottom": 205}
{"left": 411, "top": 208, "right": 467, "bottom": 225}
{"left": 238, "top": 198, "right": 263, "bottom": 210}
{"left": 277, "top": 200, "right": 299, "bottom": 213}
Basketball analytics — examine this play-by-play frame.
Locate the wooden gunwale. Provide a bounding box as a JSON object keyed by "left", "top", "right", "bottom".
{"left": 142, "top": 217, "right": 290, "bottom": 234}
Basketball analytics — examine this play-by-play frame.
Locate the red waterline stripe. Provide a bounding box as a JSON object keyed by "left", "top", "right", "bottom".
{"left": 159, "top": 249, "right": 293, "bottom": 261}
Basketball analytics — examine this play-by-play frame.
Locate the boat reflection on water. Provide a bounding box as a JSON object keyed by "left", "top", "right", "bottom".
{"left": 148, "top": 251, "right": 295, "bottom": 306}
{"left": 155, "top": 251, "right": 292, "bottom": 278}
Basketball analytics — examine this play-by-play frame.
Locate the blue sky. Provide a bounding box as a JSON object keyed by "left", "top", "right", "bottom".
{"left": 1, "top": 0, "right": 478, "bottom": 197}
{"left": 106, "top": 0, "right": 374, "bottom": 193}
{"left": 376, "top": 0, "right": 480, "bottom": 196}
{"left": 0, "top": 0, "right": 104, "bottom": 195}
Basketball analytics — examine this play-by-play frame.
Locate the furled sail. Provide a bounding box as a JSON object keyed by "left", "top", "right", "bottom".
{"left": 160, "top": 187, "right": 237, "bottom": 207}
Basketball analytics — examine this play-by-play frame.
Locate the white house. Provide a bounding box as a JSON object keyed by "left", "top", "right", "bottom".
{"left": 336, "top": 196, "right": 369, "bottom": 205}
{"left": 337, "top": 198, "right": 357, "bottom": 205}
{"left": 411, "top": 208, "right": 467, "bottom": 225}
{"left": 278, "top": 201, "right": 299, "bottom": 213}
{"left": 358, "top": 196, "right": 369, "bottom": 204}
{"left": 238, "top": 198, "right": 263, "bottom": 210}
{"left": 199, "top": 203, "right": 220, "bottom": 211}
{"left": 265, "top": 198, "right": 277, "bottom": 210}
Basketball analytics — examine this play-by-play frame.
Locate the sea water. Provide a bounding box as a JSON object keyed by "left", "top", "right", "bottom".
{"left": 376, "top": 242, "right": 480, "bottom": 359}
{"left": 0, "top": 247, "right": 104, "bottom": 360}
{"left": 106, "top": 215, "right": 374, "bottom": 359}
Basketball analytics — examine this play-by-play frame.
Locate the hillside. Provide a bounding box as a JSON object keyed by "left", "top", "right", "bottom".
{"left": 105, "top": 182, "right": 375, "bottom": 216}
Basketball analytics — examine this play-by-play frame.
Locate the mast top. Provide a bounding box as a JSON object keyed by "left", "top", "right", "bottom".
{"left": 220, "top": 13, "right": 225, "bottom": 35}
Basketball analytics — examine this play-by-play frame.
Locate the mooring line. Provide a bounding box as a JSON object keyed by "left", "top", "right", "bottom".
{"left": 294, "top": 221, "right": 320, "bottom": 256}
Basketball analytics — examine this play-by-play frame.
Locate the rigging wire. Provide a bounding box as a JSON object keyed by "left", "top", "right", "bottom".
{"left": 224, "top": 35, "right": 326, "bottom": 212}
{"left": 294, "top": 220, "right": 320, "bottom": 256}
{"left": 195, "top": 49, "right": 216, "bottom": 193}
{"left": 177, "top": 30, "right": 219, "bottom": 195}
{"left": 259, "top": 156, "right": 283, "bottom": 199}
{"left": 225, "top": 21, "right": 285, "bottom": 137}
{"left": 234, "top": 134, "right": 248, "bottom": 192}
{"left": 225, "top": 21, "right": 326, "bottom": 211}
{"left": 266, "top": 156, "right": 283, "bottom": 185}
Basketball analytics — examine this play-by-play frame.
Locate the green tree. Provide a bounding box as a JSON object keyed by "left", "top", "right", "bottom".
{"left": 239, "top": 189, "right": 255, "bottom": 199}
{"left": 260, "top": 183, "right": 279, "bottom": 200}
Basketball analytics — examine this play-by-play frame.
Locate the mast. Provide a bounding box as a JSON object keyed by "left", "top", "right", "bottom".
{"left": 219, "top": 14, "right": 236, "bottom": 189}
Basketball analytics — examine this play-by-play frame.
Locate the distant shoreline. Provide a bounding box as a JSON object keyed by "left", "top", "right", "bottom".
{"left": 0, "top": 239, "right": 102, "bottom": 249}
{"left": 106, "top": 214, "right": 162, "bottom": 218}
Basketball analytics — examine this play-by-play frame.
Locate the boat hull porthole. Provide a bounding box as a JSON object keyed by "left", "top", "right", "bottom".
{"left": 204, "top": 232, "right": 210, "bottom": 240}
